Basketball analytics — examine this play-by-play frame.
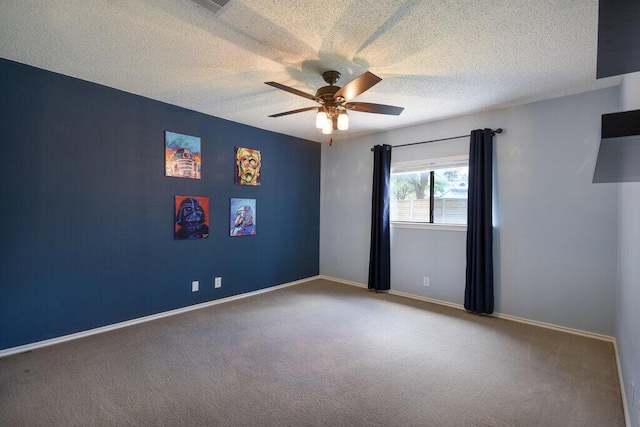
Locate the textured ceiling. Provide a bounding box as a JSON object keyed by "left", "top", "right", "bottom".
{"left": 0, "top": 0, "right": 621, "bottom": 143}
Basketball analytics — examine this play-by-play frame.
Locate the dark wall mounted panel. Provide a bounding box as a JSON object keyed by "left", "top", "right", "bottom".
{"left": 597, "top": 0, "right": 640, "bottom": 78}
{"left": 601, "top": 109, "right": 640, "bottom": 138}
{"left": 593, "top": 109, "right": 640, "bottom": 183}
{"left": 0, "top": 58, "right": 320, "bottom": 350}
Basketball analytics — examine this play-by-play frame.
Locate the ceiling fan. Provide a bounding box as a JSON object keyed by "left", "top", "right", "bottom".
{"left": 265, "top": 70, "right": 404, "bottom": 135}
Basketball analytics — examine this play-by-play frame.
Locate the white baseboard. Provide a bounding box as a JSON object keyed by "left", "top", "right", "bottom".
{"left": 0, "top": 275, "right": 321, "bottom": 359}
{"left": 318, "top": 275, "right": 367, "bottom": 289}
{"left": 492, "top": 312, "right": 614, "bottom": 342}
{"left": 319, "top": 275, "right": 615, "bottom": 342}
{"left": 613, "top": 338, "right": 632, "bottom": 427}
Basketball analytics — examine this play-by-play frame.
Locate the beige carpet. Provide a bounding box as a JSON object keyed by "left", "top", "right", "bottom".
{"left": 0, "top": 279, "right": 625, "bottom": 426}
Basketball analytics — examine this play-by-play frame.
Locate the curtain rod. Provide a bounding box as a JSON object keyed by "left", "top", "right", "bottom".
{"left": 371, "top": 128, "right": 503, "bottom": 151}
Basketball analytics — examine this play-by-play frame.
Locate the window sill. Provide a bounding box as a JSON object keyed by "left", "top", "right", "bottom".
{"left": 391, "top": 222, "right": 467, "bottom": 232}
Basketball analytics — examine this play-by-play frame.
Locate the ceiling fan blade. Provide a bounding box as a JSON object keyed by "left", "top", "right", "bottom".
{"left": 265, "top": 82, "right": 320, "bottom": 102}
{"left": 333, "top": 72, "right": 382, "bottom": 103}
{"left": 344, "top": 102, "right": 404, "bottom": 115}
{"left": 268, "top": 106, "right": 318, "bottom": 118}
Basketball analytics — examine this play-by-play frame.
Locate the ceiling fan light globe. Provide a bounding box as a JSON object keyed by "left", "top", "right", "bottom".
{"left": 337, "top": 112, "right": 349, "bottom": 130}
{"left": 315, "top": 110, "right": 327, "bottom": 129}
{"left": 322, "top": 121, "right": 333, "bottom": 134}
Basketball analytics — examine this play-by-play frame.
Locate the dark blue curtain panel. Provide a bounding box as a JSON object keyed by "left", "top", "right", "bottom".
{"left": 465, "top": 129, "right": 494, "bottom": 313}
{"left": 368, "top": 144, "right": 392, "bottom": 292}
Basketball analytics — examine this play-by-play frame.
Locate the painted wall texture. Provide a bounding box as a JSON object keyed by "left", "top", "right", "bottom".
{"left": 0, "top": 59, "right": 321, "bottom": 350}
{"left": 321, "top": 87, "right": 620, "bottom": 336}
{"left": 617, "top": 71, "right": 640, "bottom": 425}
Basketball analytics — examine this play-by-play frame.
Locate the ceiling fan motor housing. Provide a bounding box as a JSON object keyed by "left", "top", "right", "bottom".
{"left": 316, "top": 85, "right": 340, "bottom": 105}
{"left": 316, "top": 70, "right": 345, "bottom": 113}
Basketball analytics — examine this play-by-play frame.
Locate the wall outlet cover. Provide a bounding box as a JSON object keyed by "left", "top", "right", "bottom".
{"left": 192, "top": 281, "right": 199, "bottom": 292}
{"left": 215, "top": 277, "right": 222, "bottom": 288}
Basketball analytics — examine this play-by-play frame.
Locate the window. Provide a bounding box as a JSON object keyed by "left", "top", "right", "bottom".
{"left": 390, "top": 156, "right": 468, "bottom": 226}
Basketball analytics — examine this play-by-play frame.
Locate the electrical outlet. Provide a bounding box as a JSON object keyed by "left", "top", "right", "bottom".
{"left": 192, "top": 281, "right": 199, "bottom": 292}
{"left": 215, "top": 277, "right": 222, "bottom": 288}
{"left": 423, "top": 276, "right": 430, "bottom": 287}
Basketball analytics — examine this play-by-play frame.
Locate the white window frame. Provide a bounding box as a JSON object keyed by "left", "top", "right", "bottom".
{"left": 390, "top": 155, "right": 468, "bottom": 231}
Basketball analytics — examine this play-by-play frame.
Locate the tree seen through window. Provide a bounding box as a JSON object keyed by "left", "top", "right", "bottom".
{"left": 390, "top": 165, "right": 468, "bottom": 224}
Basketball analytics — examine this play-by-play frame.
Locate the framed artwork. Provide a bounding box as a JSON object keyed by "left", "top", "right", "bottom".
{"left": 234, "top": 146, "right": 261, "bottom": 186}
{"left": 165, "top": 131, "right": 201, "bottom": 179}
{"left": 230, "top": 198, "right": 256, "bottom": 236}
{"left": 175, "top": 196, "right": 209, "bottom": 240}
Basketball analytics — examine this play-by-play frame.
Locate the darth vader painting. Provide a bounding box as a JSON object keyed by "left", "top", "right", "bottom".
{"left": 175, "top": 196, "right": 209, "bottom": 240}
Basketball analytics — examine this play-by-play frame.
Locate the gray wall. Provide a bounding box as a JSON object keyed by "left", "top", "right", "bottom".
{"left": 617, "top": 71, "right": 640, "bottom": 424}
{"left": 320, "top": 87, "right": 620, "bottom": 336}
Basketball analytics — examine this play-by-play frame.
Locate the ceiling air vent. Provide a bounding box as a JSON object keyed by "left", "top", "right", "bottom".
{"left": 191, "top": 0, "right": 231, "bottom": 15}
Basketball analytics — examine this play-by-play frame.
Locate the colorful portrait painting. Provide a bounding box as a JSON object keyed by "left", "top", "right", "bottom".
{"left": 175, "top": 196, "right": 209, "bottom": 240}
{"left": 165, "top": 131, "right": 201, "bottom": 179}
{"left": 230, "top": 198, "right": 256, "bottom": 236}
{"left": 234, "top": 146, "right": 261, "bottom": 186}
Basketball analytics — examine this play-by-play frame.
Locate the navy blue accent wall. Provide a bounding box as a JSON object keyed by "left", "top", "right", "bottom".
{"left": 0, "top": 58, "right": 320, "bottom": 350}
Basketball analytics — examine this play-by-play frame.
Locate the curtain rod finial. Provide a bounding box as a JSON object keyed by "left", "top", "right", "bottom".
{"left": 494, "top": 128, "right": 503, "bottom": 134}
